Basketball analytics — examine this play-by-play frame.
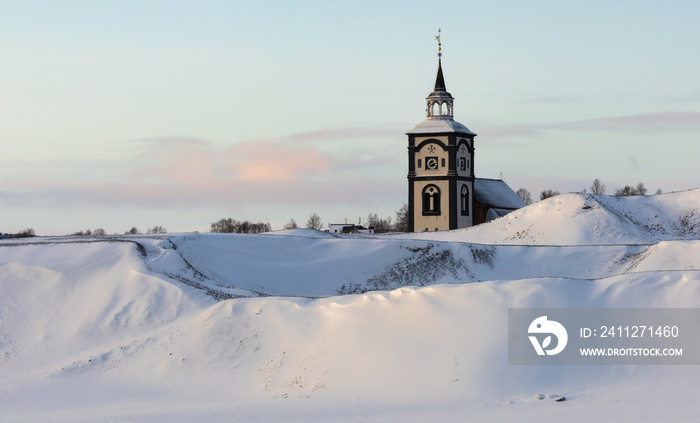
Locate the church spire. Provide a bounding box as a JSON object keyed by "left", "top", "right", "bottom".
{"left": 433, "top": 29, "right": 447, "bottom": 92}
{"left": 426, "top": 28, "right": 454, "bottom": 120}
{"left": 434, "top": 58, "right": 447, "bottom": 92}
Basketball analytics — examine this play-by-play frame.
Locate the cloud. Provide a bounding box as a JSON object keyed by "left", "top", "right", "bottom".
{"left": 285, "top": 127, "right": 400, "bottom": 143}
{"left": 43, "top": 172, "right": 403, "bottom": 212}
{"left": 564, "top": 111, "right": 700, "bottom": 132}
{"left": 242, "top": 126, "right": 402, "bottom": 146}
{"left": 514, "top": 96, "right": 582, "bottom": 105}
{"left": 481, "top": 111, "right": 700, "bottom": 139}
{"left": 128, "top": 136, "right": 214, "bottom": 150}
{"left": 478, "top": 124, "right": 543, "bottom": 140}
{"left": 123, "top": 139, "right": 334, "bottom": 185}
{"left": 2, "top": 126, "right": 405, "bottom": 212}
{"left": 227, "top": 141, "right": 333, "bottom": 181}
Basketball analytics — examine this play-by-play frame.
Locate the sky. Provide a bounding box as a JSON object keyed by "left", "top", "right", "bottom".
{"left": 2, "top": 0, "right": 699, "bottom": 235}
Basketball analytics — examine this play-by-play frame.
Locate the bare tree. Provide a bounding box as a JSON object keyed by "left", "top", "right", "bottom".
{"left": 394, "top": 203, "right": 409, "bottom": 232}
{"left": 306, "top": 213, "right": 323, "bottom": 230}
{"left": 125, "top": 227, "right": 141, "bottom": 235}
{"left": 614, "top": 183, "right": 647, "bottom": 197}
{"left": 635, "top": 183, "right": 647, "bottom": 196}
{"left": 12, "top": 228, "right": 36, "bottom": 238}
{"left": 211, "top": 218, "right": 235, "bottom": 233}
{"left": 367, "top": 213, "right": 392, "bottom": 233}
{"left": 516, "top": 188, "right": 533, "bottom": 205}
{"left": 147, "top": 225, "right": 167, "bottom": 234}
{"left": 615, "top": 186, "right": 634, "bottom": 196}
{"left": 655, "top": 188, "right": 663, "bottom": 195}
{"left": 210, "top": 218, "right": 271, "bottom": 233}
{"left": 283, "top": 218, "right": 299, "bottom": 230}
{"left": 540, "top": 189, "right": 560, "bottom": 200}
{"left": 590, "top": 179, "right": 606, "bottom": 195}
{"left": 93, "top": 228, "right": 106, "bottom": 236}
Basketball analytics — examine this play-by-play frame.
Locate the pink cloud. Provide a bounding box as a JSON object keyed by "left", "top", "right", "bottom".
{"left": 116, "top": 138, "right": 313, "bottom": 186}
{"left": 228, "top": 141, "right": 332, "bottom": 181}
{"left": 3, "top": 126, "right": 405, "bottom": 212}
{"left": 245, "top": 126, "right": 401, "bottom": 145}
{"left": 121, "top": 128, "right": 401, "bottom": 185}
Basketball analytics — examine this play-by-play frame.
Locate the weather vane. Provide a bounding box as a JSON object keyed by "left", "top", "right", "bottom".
{"left": 435, "top": 28, "right": 442, "bottom": 58}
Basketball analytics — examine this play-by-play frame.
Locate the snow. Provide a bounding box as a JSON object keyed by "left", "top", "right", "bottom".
{"left": 1, "top": 190, "right": 700, "bottom": 421}
{"left": 406, "top": 118, "right": 477, "bottom": 135}
{"left": 400, "top": 188, "right": 700, "bottom": 245}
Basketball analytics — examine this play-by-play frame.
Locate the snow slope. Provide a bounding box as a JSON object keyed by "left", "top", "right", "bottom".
{"left": 146, "top": 232, "right": 699, "bottom": 297}
{"left": 1, "top": 190, "right": 699, "bottom": 422}
{"left": 404, "top": 188, "right": 700, "bottom": 245}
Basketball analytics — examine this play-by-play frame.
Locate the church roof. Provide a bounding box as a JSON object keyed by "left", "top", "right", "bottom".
{"left": 473, "top": 178, "right": 527, "bottom": 210}
{"left": 406, "top": 118, "right": 476, "bottom": 135}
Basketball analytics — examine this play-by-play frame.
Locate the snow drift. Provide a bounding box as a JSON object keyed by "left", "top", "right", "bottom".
{"left": 1, "top": 190, "right": 699, "bottom": 422}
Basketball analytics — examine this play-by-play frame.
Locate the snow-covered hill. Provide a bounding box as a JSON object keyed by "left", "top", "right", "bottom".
{"left": 1, "top": 190, "right": 699, "bottom": 422}
{"left": 407, "top": 188, "right": 700, "bottom": 245}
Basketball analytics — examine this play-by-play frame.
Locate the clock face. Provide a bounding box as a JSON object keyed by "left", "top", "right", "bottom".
{"left": 459, "top": 157, "right": 466, "bottom": 171}
{"left": 426, "top": 157, "right": 438, "bottom": 170}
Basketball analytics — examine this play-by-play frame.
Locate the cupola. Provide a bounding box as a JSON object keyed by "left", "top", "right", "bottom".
{"left": 426, "top": 30, "right": 454, "bottom": 120}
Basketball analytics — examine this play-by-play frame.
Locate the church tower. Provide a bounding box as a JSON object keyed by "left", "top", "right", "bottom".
{"left": 406, "top": 30, "right": 477, "bottom": 232}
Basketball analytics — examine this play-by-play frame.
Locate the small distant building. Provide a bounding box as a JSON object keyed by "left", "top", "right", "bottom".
{"left": 406, "top": 31, "right": 524, "bottom": 232}
{"left": 328, "top": 224, "right": 373, "bottom": 234}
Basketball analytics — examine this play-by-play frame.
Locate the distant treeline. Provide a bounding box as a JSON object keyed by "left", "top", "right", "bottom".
{"left": 210, "top": 218, "right": 271, "bottom": 234}
{"left": 34, "top": 204, "right": 411, "bottom": 237}
{"left": 0, "top": 228, "right": 36, "bottom": 239}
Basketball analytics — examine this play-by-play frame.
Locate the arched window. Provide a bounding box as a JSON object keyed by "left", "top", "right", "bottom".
{"left": 461, "top": 185, "right": 470, "bottom": 216}
{"left": 422, "top": 185, "right": 441, "bottom": 216}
